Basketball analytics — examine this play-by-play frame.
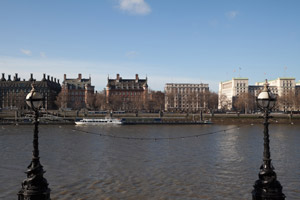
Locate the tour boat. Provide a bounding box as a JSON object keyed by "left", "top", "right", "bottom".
{"left": 75, "top": 118, "right": 123, "bottom": 125}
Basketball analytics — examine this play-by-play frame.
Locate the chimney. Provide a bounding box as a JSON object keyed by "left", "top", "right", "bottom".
{"left": 42, "top": 73, "right": 46, "bottom": 81}
{"left": 47, "top": 75, "right": 50, "bottom": 80}
{"left": 58, "top": 79, "right": 60, "bottom": 84}
{"left": 23, "top": 79, "right": 25, "bottom": 81}
{"left": 51, "top": 76, "right": 53, "bottom": 82}
{"left": 116, "top": 74, "right": 120, "bottom": 80}
{"left": 1, "top": 73, "right": 6, "bottom": 81}
{"left": 54, "top": 78, "right": 56, "bottom": 83}
{"left": 135, "top": 74, "right": 139, "bottom": 81}
{"left": 78, "top": 73, "right": 82, "bottom": 80}
{"left": 29, "top": 73, "right": 33, "bottom": 81}
{"left": 14, "top": 73, "right": 19, "bottom": 81}
{"left": 8, "top": 75, "right": 11, "bottom": 81}
{"left": 64, "top": 74, "right": 66, "bottom": 81}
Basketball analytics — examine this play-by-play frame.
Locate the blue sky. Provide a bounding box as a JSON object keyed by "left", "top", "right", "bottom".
{"left": 0, "top": 0, "right": 299, "bottom": 92}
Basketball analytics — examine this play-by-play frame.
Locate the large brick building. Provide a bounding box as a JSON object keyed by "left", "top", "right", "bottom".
{"left": 0, "top": 73, "right": 61, "bottom": 110}
{"left": 61, "top": 73, "right": 95, "bottom": 109}
{"left": 105, "top": 74, "right": 148, "bottom": 110}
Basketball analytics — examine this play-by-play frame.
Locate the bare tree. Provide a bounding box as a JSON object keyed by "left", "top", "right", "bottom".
{"left": 147, "top": 90, "right": 165, "bottom": 112}
{"left": 108, "top": 95, "right": 123, "bottom": 111}
{"left": 219, "top": 94, "right": 230, "bottom": 112}
{"left": 55, "top": 91, "right": 69, "bottom": 109}
{"left": 165, "top": 90, "right": 176, "bottom": 112}
{"left": 233, "top": 92, "right": 256, "bottom": 113}
{"left": 86, "top": 93, "right": 96, "bottom": 110}
{"left": 206, "top": 91, "right": 218, "bottom": 111}
{"left": 95, "top": 92, "right": 107, "bottom": 110}
{"left": 73, "top": 98, "right": 84, "bottom": 110}
{"left": 277, "top": 91, "right": 298, "bottom": 112}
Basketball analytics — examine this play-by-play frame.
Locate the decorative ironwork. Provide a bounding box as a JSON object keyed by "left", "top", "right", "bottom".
{"left": 18, "top": 83, "right": 51, "bottom": 200}
{"left": 252, "top": 80, "right": 285, "bottom": 200}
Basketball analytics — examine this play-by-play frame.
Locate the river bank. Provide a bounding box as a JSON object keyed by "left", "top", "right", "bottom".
{"left": 0, "top": 112, "right": 298, "bottom": 125}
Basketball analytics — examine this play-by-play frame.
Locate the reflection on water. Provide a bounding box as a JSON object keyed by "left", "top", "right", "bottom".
{"left": 0, "top": 124, "right": 299, "bottom": 199}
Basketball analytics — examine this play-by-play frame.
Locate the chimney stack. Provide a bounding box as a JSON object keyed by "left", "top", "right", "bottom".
{"left": 58, "top": 79, "right": 60, "bottom": 84}
{"left": 43, "top": 73, "right": 46, "bottom": 81}
{"left": 14, "top": 73, "right": 19, "bottom": 81}
{"left": 135, "top": 74, "right": 139, "bottom": 81}
{"left": 51, "top": 76, "right": 53, "bottom": 82}
{"left": 116, "top": 74, "right": 120, "bottom": 80}
{"left": 54, "top": 78, "right": 56, "bottom": 83}
{"left": 8, "top": 75, "right": 11, "bottom": 81}
{"left": 1, "top": 73, "right": 6, "bottom": 81}
{"left": 64, "top": 74, "right": 66, "bottom": 81}
{"left": 47, "top": 75, "right": 50, "bottom": 80}
{"left": 78, "top": 73, "right": 82, "bottom": 80}
{"left": 29, "top": 73, "right": 33, "bottom": 81}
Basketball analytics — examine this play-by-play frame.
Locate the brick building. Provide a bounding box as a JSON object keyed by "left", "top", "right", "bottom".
{"left": 105, "top": 74, "right": 148, "bottom": 111}
{"left": 61, "top": 73, "right": 95, "bottom": 109}
{"left": 0, "top": 73, "right": 61, "bottom": 110}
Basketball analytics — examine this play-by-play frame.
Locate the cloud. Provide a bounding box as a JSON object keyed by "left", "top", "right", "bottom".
{"left": 20, "top": 49, "right": 32, "bottom": 56}
{"left": 118, "top": 0, "right": 151, "bottom": 15}
{"left": 226, "top": 11, "right": 239, "bottom": 19}
{"left": 40, "top": 52, "right": 46, "bottom": 58}
{"left": 125, "top": 51, "right": 138, "bottom": 58}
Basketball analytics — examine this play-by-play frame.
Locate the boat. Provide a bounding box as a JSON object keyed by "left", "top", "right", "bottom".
{"left": 75, "top": 118, "right": 123, "bottom": 125}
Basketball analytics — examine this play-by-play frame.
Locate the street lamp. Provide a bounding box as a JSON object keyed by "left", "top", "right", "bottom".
{"left": 18, "top": 83, "right": 51, "bottom": 200}
{"left": 252, "top": 80, "right": 285, "bottom": 200}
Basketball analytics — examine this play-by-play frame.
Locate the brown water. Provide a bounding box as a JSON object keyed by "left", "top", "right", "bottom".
{"left": 0, "top": 124, "right": 299, "bottom": 200}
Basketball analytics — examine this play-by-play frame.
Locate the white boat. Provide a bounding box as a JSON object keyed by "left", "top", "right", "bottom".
{"left": 75, "top": 118, "right": 123, "bottom": 125}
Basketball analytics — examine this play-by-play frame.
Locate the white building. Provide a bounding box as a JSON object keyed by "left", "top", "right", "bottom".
{"left": 218, "top": 77, "right": 300, "bottom": 111}
{"left": 218, "top": 78, "right": 249, "bottom": 110}
{"left": 165, "top": 83, "right": 209, "bottom": 112}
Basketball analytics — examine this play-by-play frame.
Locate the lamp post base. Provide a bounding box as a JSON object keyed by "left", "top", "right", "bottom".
{"left": 18, "top": 189, "right": 51, "bottom": 200}
{"left": 252, "top": 168, "right": 285, "bottom": 200}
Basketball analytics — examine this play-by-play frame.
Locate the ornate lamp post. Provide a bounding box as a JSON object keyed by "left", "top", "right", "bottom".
{"left": 252, "top": 80, "right": 285, "bottom": 200}
{"left": 18, "top": 83, "right": 51, "bottom": 200}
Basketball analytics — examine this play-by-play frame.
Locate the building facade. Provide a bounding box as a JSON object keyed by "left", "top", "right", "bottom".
{"left": 61, "top": 73, "right": 95, "bottom": 109}
{"left": 105, "top": 74, "right": 148, "bottom": 111}
{"left": 218, "top": 78, "right": 249, "bottom": 110}
{"left": 0, "top": 73, "right": 61, "bottom": 110}
{"left": 164, "top": 83, "right": 209, "bottom": 112}
{"left": 219, "top": 77, "right": 300, "bottom": 111}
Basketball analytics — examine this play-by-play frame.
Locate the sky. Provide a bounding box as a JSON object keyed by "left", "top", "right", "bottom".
{"left": 0, "top": 0, "right": 299, "bottom": 92}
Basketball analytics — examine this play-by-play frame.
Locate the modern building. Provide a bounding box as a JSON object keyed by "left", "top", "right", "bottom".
{"left": 219, "top": 77, "right": 300, "bottom": 111}
{"left": 164, "top": 83, "right": 209, "bottom": 112}
{"left": 105, "top": 74, "right": 148, "bottom": 110}
{"left": 0, "top": 73, "right": 61, "bottom": 110}
{"left": 61, "top": 73, "right": 95, "bottom": 109}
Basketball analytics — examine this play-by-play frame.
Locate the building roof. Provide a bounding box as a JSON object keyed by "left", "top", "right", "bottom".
{"left": 0, "top": 79, "right": 61, "bottom": 91}
{"left": 107, "top": 78, "right": 148, "bottom": 89}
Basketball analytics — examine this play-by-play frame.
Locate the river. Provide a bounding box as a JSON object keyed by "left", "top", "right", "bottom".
{"left": 0, "top": 124, "right": 299, "bottom": 199}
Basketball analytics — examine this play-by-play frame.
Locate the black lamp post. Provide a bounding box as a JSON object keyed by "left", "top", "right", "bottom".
{"left": 18, "top": 83, "right": 51, "bottom": 200}
{"left": 252, "top": 80, "right": 285, "bottom": 200}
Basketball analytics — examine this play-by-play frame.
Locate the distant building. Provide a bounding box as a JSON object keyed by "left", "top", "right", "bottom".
{"left": 218, "top": 78, "right": 249, "bottom": 110}
{"left": 164, "top": 83, "right": 209, "bottom": 112}
{"left": 0, "top": 73, "right": 61, "bottom": 110}
{"left": 105, "top": 74, "right": 148, "bottom": 110}
{"left": 218, "top": 77, "right": 300, "bottom": 111}
{"left": 61, "top": 73, "right": 95, "bottom": 109}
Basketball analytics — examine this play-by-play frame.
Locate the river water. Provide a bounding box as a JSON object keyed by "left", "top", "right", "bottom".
{"left": 0, "top": 124, "right": 300, "bottom": 200}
